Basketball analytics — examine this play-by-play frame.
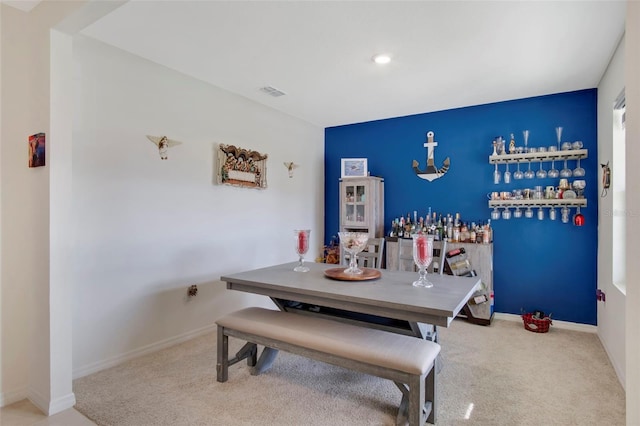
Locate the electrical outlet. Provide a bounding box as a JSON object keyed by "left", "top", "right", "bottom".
{"left": 188, "top": 285, "right": 198, "bottom": 297}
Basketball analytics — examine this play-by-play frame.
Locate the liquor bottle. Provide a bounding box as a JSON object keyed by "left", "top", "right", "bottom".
{"left": 483, "top": 220, "right": 492, "bottom": 244}
{"left": 469, "top": 222, "right": 477, "bottom": 244}
{"left": 460, "top": 222, "right": 468, "bottom": 242}
{"left": 446, "top": 215, "right": 453, "bottom": 241}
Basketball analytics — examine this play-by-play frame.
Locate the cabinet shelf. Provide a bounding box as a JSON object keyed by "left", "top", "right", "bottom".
{"left": 489, "top": 149, "right": 587, "bottom": 164}
{"left": 488, "top": 199, "right": 587, "bottom": 208}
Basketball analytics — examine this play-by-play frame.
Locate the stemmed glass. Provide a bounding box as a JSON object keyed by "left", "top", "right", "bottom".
{"left": 560, "top": 158, "right": 573, "bottom": 178}
{"left": 524, "top": 161, "right": 535, "bottom": 179}
{"left": 548, "top": 159, "right": 560, "bottom": 178}
{"left": 556, "top": 127, "right": 563, "bottom": 151}
{"left": 513, "top": 161, "right": 524, "bottom": 180}
{"left": 573, "top": 206, "right": 585, "bottom": 226}
{"left": 493, "top": 163, "right": 501, "bottom": 184}
{"left": 412, "top": 234, "right": 434, "bottom": 288}
{"left": 504, "top": 163, "right": 511, "bottom": 184}
{"left": 572, "top": 179, "right": 586, "bottom": 198}
{"left": 536, "top": 160, "right": 547, "bottom": 179}
{"left": 293, "top": 229, "right": 311, "bottom": 272}
{"left": 573, "top": 158, "right": 585, "bottom": 177}
{"left": 338, "top": 232, "right": 369, "bottom": 274}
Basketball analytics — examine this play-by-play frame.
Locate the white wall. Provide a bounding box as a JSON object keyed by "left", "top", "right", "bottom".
{"left": 71, "top": 35, "right": 324, "bottom": 376}
{"left": 596, "top": 35, "right": 626, "bottom": 388}
{"left": 0, "top": 3, "right": 65, "bottom": 408}
{"left": 625, "top": 2, "right": 640, "bottom": 424}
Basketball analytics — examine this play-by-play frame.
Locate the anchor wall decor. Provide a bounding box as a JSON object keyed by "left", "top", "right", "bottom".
{"left": 412, "top": 131, "right": 450, "bottom": 181}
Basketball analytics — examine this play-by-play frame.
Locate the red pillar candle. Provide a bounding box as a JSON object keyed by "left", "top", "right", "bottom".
{"left": 298, "top": 231, "right": 308, "bottom": 253}
{"left": 416, "top": 236, "right": 429, "bottom": 264}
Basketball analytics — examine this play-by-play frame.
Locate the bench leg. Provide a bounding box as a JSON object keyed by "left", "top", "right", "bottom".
{"left": 426, "top": 365, "right": 437, "bottom": 424}
{"left": 216, "top": 326, "right": 229, "bottom": 382}
{"left": 408, "top": 375, "right": 426, "bottom": 426}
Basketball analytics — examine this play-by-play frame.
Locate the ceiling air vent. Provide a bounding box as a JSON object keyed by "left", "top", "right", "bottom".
{"left": 260, "top": 86, "right": 286, "bottom": 97}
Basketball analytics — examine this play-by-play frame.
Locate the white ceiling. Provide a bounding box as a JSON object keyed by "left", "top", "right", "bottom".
{"left": 16, "top": 0, "right": 630, "bottom": 128}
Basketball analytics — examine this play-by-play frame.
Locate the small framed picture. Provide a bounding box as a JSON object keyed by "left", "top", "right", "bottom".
{"left": 28, "top": 133, "right": 46, "bottom": 168}
{"left": 341, "top": 158, "right": 368, "bottom": 178}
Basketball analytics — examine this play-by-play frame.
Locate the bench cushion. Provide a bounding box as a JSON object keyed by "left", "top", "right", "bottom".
{"left": 216, "top": 307, "right": 440, "bottom": 375}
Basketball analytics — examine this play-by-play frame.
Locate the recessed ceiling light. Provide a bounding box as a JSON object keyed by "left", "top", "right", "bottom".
{"left": 372, "top": 54, "right": 391, "bottom": 65}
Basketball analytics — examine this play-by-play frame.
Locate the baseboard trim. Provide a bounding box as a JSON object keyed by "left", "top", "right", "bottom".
{"left": 0, "top": 386, "right": 28, "bottom": 408}
{"left": 48, "top": 392, "right": 76, "bottom": 415}
{"left": 73, "top": 323, "right": 218, "bottom": 379}
{"left": 494, "top": 312, "right": 597, "bottom": 333}
{"left": 27, "top": 387, "right": 49, "bottom": 415}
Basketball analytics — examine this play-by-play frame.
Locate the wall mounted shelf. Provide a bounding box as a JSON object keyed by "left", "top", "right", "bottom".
{"left": 489, "top": 149, "right": 587, "bottom": 164}
{"left": 488, "top": 199, "right": 587, "bottom": 208}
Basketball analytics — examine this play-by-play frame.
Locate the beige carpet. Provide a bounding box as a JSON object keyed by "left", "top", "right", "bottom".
{"left": 74, "top": 318, "right": 625, "bottom": 425}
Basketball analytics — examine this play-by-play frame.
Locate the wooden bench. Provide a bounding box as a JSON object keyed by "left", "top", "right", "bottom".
{"left": 216, "top": 307, "right": 441, "bottom": 425}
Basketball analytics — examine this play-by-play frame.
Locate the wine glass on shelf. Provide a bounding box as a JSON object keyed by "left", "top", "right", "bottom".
{"left": 572, "top": 179, "right": 586, "bottom": 198}
{"left": 548, "top": 159, "right": 560, "bottom": 178}
{"left": 556, "top": 127, "right": 563, "bottom": 151}
{"left": 524, "top": 161, "right": 535, "bottom": 179}
{"left": 573, "top": 206, "right": 585, "bottom": 226}
{"left": 573, "top": 158, "right": 585, "bottom": 177}
{"left": 412, "top": 233, "right": 434, "bottom": 288}
{"left": 504, "top": 163, "right": 511, "bottom": 184}
{"left": 338, "top": 232, "right": 369, "bottom": 274}
{"left": 513, "top": 161, "right": 524, "bottom": 180}
{"left": 293, "top": 229, "right": 311, "bottom": 272}
{"left": 560, "top": 158, "right": 573, "bottom": 178}
{"left": 536, "top": 160, "right": 547, "bottom": 179}
{"left": 493, "top": 163, "right": 501, "bottom": 184}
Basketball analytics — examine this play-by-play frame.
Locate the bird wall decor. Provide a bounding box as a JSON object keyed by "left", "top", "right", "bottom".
{"left": 284, "top": 162, "right": 298, "bottom": 178}
{"left": 146, "top": 135, "right": 183, "bottom": 160}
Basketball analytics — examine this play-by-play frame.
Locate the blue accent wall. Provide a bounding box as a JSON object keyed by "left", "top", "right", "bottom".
{"left": 324, "top": 89, "right": 598, "bottom": 325}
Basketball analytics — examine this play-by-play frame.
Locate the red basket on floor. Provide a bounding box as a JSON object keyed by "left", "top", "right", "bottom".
{"left": 522, "top": 313, "right": 552, "bottom": 333}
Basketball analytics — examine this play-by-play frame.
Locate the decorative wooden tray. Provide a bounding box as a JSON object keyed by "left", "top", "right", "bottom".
{"left": 323, "top": 268, "right": 382, "bottom": 281}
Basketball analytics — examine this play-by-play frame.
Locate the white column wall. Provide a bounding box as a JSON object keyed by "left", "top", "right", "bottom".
{"left": 625, "top": 2, "right": 640, "bottom": 424}
{"left": 596, "top": 35, "right": 625, "bottom": 387}
{"left": 48, "top": 29, "right": 76, "bottom": 413}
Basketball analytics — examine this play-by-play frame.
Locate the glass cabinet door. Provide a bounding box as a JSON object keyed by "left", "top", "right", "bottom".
{"left": 343, "top": 183, "right": 367, "bottom": 225}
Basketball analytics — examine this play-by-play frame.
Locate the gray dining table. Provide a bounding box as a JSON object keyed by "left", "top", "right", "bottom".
{"left": 221, "top": 261, "right": 479, "bottom": 342}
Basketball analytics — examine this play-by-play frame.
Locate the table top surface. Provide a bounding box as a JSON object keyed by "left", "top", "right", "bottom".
{"left": 221, "top": 262, "right": 480, "bottom": 326}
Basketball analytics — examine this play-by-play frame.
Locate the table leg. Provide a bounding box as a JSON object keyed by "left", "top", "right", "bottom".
{"left": 250, "top": 347, "right": 279, "bottom": 375}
